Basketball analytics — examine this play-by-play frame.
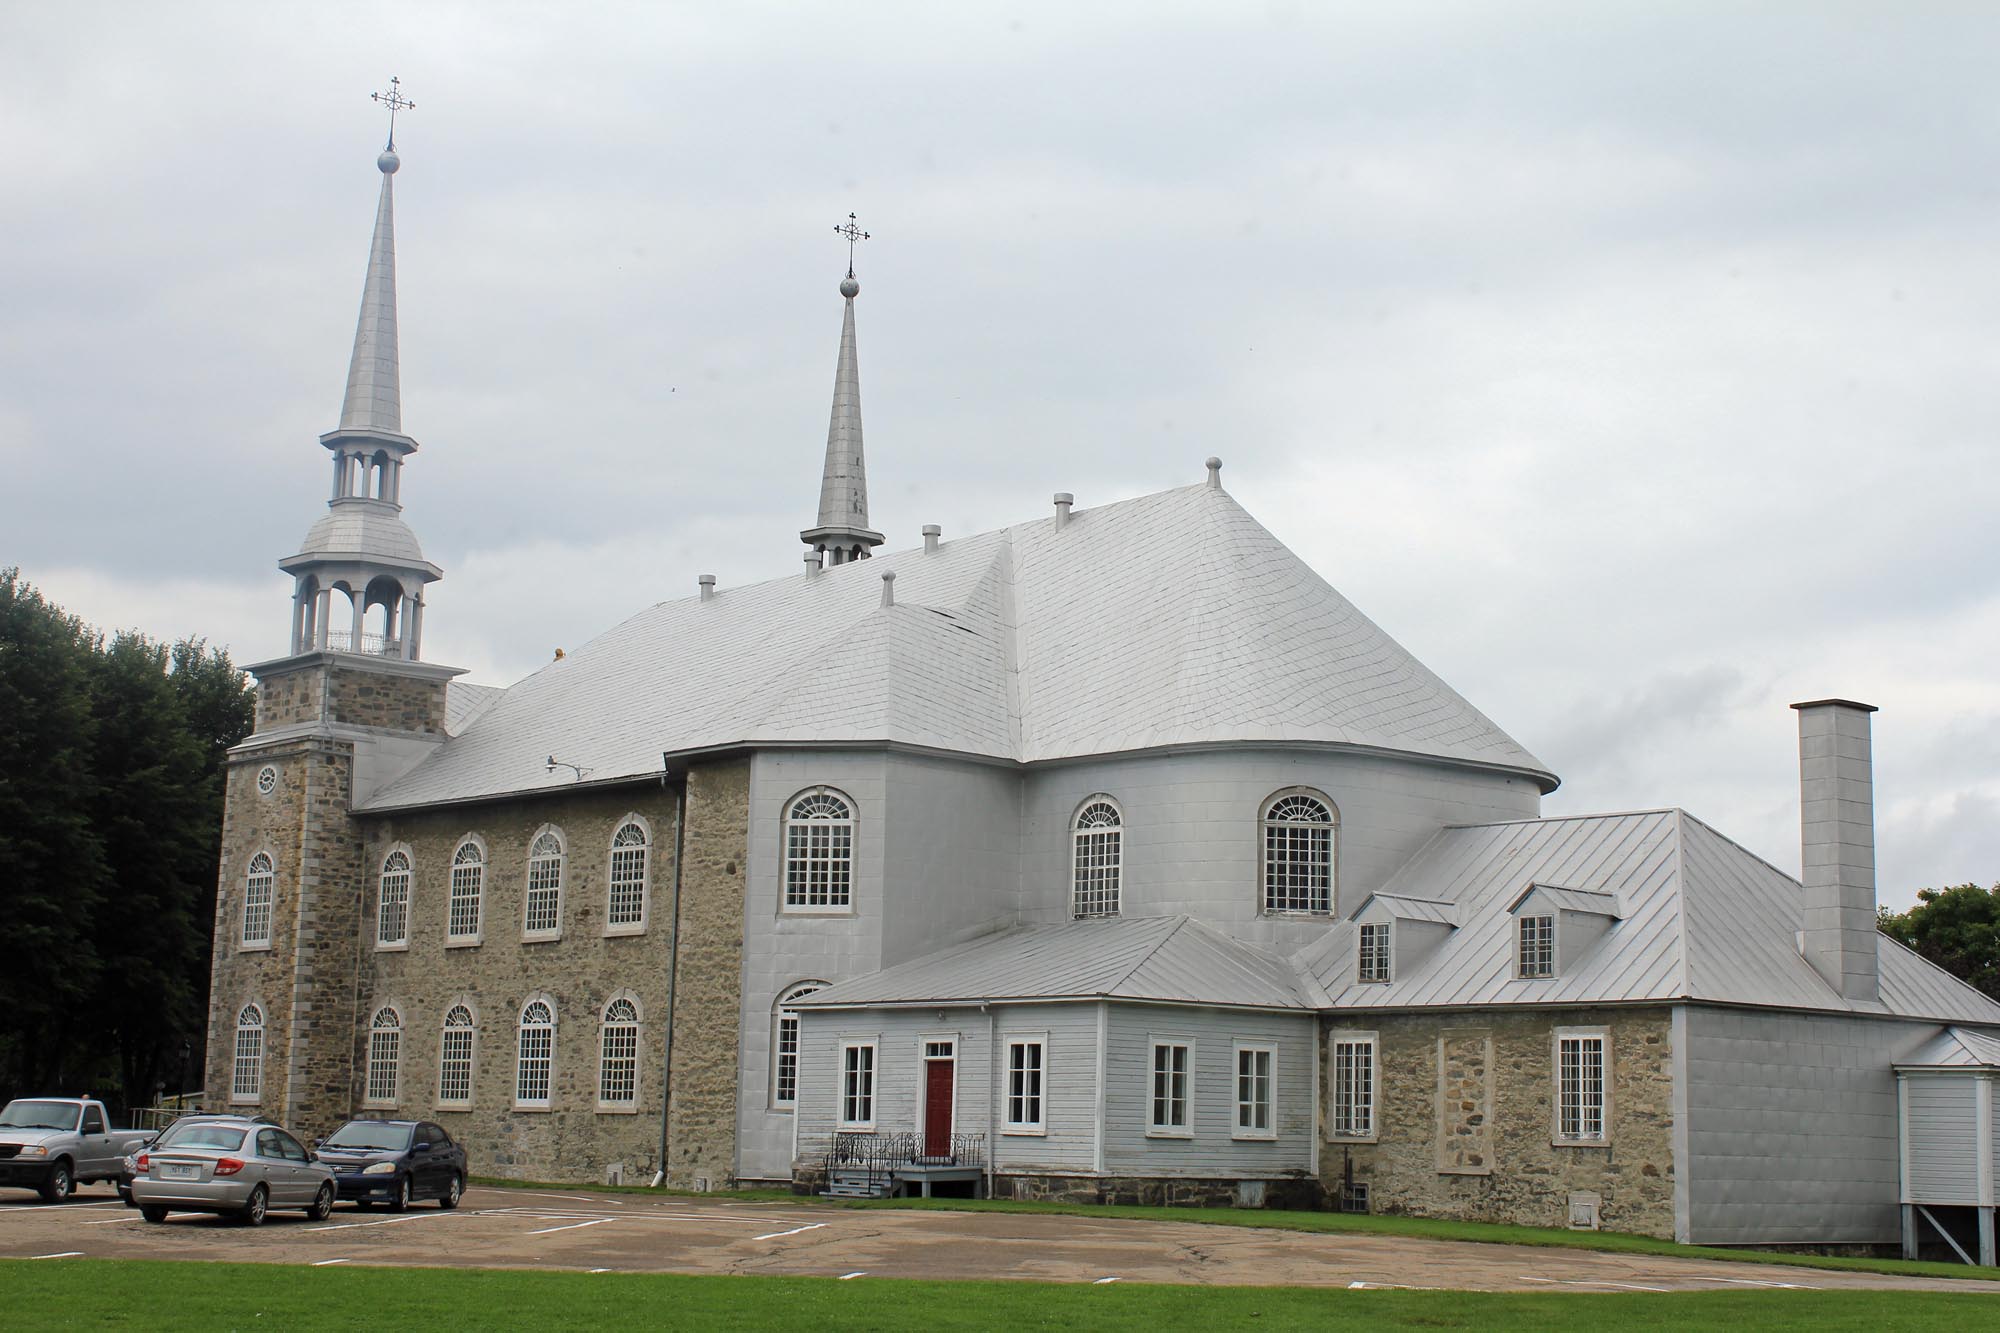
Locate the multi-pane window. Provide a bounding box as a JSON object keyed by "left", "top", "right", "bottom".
{"left": 448, "top": 839, "right": 484, "bottom": 941}
{"left": 784, "top": 791, "right": 853, "bottom": 909}
{"left": 1557, "top": 1032, "right": 1607, "bottom": 1142}
{"left": 1329, "top": 1034, "right": 1376, "bottom": 1138}
{"left": 516, "top": 1000, "right": 555, "bottom": 1107}
{"left": 366, "top": 1006, "right": 402, "bottom": 1105}
{"left": 598, "top": 998, "right": 639, "bottom": 1107}
{"left": 772, "top": 983, "right": 824, "bottom": 1109}
{"left": 232, "top": 1003, "right": 264, "bottom": 1103}
{"left": 377, "top": 850, "right": 412, "bottom": 946}
{"left": 1072, "top": 799, "right": 1122, "bottom": 918}
{"left": 242, "top": 853, "right": 274, "bottom": 947}
{"left": 840, "top": 1042, "right": 876, "bottom": 1128}
{"left": 1357, "top": 922, "right": 1392, "bottom": 982}
{"left": 1235, "top": 1045, "right": 1274, "bottom": 1138}
{"left": 1005, "top": 1039, "right": 1045, "bottom": 1132}
{"left": 438, "top": 1005, "right": 475, "bottom": 1108}
{"left": 1518, "top": 915, "right": 1556, "bottom": 978}
{"left": 524, "top": 831, "right": 565, "bottom": 937}
{"left": 1262, "top": 792, "right": 1335, "bottom": 914}
{"left": 1149, "top": 1041, "right": 1191, "bottom": 1134}
{"left": 607, "top": 820, "right": 649, "bottom": 930}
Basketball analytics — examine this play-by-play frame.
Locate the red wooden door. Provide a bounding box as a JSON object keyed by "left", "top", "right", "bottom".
{"left": 923, "top": 1060, "right": 954, "bottom": 1157}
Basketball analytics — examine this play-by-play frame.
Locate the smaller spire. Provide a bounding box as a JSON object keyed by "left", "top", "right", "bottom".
{"left": 340, "top": 79, "right": 413, "bottom": 434}
{"left": 801, "top": 214, "right": 884, "bottom": 566}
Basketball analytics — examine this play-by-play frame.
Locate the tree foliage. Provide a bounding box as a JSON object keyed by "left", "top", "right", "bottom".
{"left": 1880, "top": 883, "right": 2000, "bottom": 1001}
{"left": 0, "top": 569, "right": 254, "bottom": 1110}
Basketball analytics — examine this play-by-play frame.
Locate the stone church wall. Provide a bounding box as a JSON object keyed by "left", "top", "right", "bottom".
{"left": 1323, "top": 1007, "right": 1675, "bottom": 1238}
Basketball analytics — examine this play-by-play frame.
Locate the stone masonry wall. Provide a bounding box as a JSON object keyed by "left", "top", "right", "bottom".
{"left": 253, "top": 667, "right": 323, "bottom": 731}
{"left": 1323, "top": 1008, "right": 1675, "bottom": 1238}
{"left": 325, "top": 663, "right": 448, "bottom": 735}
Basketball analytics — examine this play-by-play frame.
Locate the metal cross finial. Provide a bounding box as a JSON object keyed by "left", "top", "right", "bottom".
{"left": 834, "top": 212, "right": 870, "bottom": 278}
{"left": 370, "top": 76, "right": 415, "bottom": 150}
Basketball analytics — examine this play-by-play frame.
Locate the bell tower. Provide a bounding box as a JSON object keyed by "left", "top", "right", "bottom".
{"left": 799, "top": 213, "right": 884, "bottom": 566}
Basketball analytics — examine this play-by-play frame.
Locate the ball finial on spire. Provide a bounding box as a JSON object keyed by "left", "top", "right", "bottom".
{"left": 840, "top": 275, "right": 860, "bottom": 298}
{"left": 378, "top": 150, "right": 401, "bottom": 174}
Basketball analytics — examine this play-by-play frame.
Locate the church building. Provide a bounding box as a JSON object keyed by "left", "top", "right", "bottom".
{"left": 205, "top": 127, "right": 2000, "bottom": 1255}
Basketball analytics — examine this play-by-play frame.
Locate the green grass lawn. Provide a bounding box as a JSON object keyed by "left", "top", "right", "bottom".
{"left": 470, "top": 1177, "right": 1996, "bottom": 1283}
{"left": 0, "top": 1260, "right": 1986, "bottom": 1331}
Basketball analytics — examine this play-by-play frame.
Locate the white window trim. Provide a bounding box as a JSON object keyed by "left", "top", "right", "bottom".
{"left": 838, "top": 1037, "right": 879, "bottom": 1131}
{"left": 595, "top": 992, "right": 643, "bottom": 1114}
{"left": 445, "top": 834, "right": 486, "bottom": 948}
{"left": 917, "top": 1033, "right": 959, "bottom": 1143}
{"left": 780, "top": 786, "right": 858, "bottom": 917}
{"left": 1232, "top": 1041, "right": 1278, "bottom": 1142}
{"left": 1259, "top": 787, "right": 1338, "bottom": 918}
{"left": 375, "top": 845, "right": 414, "bottom": 952}
{"left": 770, "top": 981, "right": 828, "bottom": 1111}
{"left": 1070, "top": 794, "right": 1124, "bottom": 920}
{"left": 603, "top": 814, "right": 652, "bottom": 937}
{"left": 230, "top": 1002, "right": 266, "bottom": 1105}
{"left": 436, "top": 1001, "right": 477, "bottom": 1111}
{"left": 1146, "top": 1035, "right": 1195, "bottom": 1139}
{"left": 239, "top": 850, "right": 275, "bottom": 952}
{"left": 1517, "top": 914, "right": 1556, "bottom": 979}
{"left": 363, "top": 1005, "right": 403, "bottom": 1109}
{"left": 1326, "top": 1028, "right": 1379, "bottom": 1143}
{"left": 522, "top": 824, "right": 566, "bottom": 943}
{"left": 514, "top": 995, "right": 557, "bottom": 1112}
{"left": 1357, "top": 920, "right": 1393, "bottom": 983}
{"left": 1002, "top": 1032, "right": 1049, "bottom": 1136}
{"left": 1551, "top": 1025, "right": 1612, "bottom": 1147}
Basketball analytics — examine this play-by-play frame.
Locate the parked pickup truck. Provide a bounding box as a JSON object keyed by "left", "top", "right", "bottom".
{"left": 0, "top": 1098, "right": 155, "bottom": 1202}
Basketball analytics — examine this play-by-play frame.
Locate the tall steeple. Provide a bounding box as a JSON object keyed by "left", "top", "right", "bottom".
{"left": 800, "top": 214, "right": 884, "bottom": 566}
{"left": 279, "top": 80, "right": 442, "bottom": 661}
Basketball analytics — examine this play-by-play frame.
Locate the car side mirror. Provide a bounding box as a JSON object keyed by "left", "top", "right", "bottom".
{"left": 412, "top": 1142, "right": 430, "bottom": 1154}
{"left": 312, "top": 1138, "right": 325, "bottom": 1149}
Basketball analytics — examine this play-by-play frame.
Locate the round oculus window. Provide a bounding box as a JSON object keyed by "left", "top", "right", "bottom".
{"left": 257, "top": 766, "right": 278, "bottom": 796}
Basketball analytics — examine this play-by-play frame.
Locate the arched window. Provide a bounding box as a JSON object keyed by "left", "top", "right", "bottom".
{"left": 1261, "top": 791, "right": 1336, "bottom": 915}
{"left": 448, "top": 838, "right": 485, "bottom": 942}
{"left": 366, "top": 1006, "right": 402, "bottom": 1105}
{"left": 771, "top": 981, "right": 827, "bottom": 1109}
{"left": 524, "top": 829, "right": 565, "bottom": 939}
{"left": 516, "top": 999, "right": 555, "bottom": 1108}
{"left": 242, "top": 853, "right": 274, "bottom": 948}
{"left": 438, "top": 1004, "right": 475, "bottom": 1108}
{"left": 1072, "top": 798, "right": 1123, "bottom": 918}
{"left": 606, "top": 819, "right": 650, "bottom": 932}
{"left": 377, "top": 849, "right": 412, "bottom": 946}
{"left": 784, "top": 789, "right": 853, "bottom": 910}
{"left": 598, "top": 996, "right": 641, "bottom": 1108}
{"left": 232, "top": 1003, "right": 265, "bottom": 1104}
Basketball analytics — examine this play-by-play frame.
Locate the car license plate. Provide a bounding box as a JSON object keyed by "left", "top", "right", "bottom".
{"left": 159, "top": 1163, "right": 200, "bottom": 1180}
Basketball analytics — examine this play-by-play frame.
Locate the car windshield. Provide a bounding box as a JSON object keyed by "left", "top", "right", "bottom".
{"left": 0, "top": 1101, "right": 80, "bottom": 1131}
{"left": 156, "top": 1123, "right": 250, "bottom": 1151}
{"left": 324, "top": 1122, "right": 413, "bottom": 1151}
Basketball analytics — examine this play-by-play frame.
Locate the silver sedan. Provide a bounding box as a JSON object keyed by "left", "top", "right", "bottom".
{"left": 131, "top": 1116, "right": 335, "bottom": 1225}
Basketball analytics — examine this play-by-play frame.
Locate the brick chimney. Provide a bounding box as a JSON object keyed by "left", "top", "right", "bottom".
{"left": 1791, "top": 698, "right": 1880, "bottom": 1003}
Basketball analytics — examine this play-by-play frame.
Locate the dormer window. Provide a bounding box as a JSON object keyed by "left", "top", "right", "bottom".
{"left": 1357, "top": 922, "right": 1391, "bottom": 982}
{"left": 1517, "top": 915, "right": 1555, "bottom": 978}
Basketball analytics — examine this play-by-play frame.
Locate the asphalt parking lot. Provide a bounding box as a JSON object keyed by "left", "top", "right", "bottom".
{"left": 5, "top": 1183, "right": 1996, "bottom": 1293}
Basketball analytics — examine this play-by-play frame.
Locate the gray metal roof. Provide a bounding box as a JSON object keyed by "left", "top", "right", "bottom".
{"left": 1350, "top": 893, "right": 1458, "bottom": 925}
{"left": 796, "top": 915, "right": 1315, "bottom": 1012}
{"left": 444, "top": 681, "right": 503, "bottom": 737}
{"left": 286, "top": 503, "right": 433, "bottom": 571}
{"left": 1509, "top": 884, "right": 1624, "bottom": 917}
{"left": 364, "top": 482, "right": 1554, "bottom": 809}
{"left": 1897, "top": 1027, "right": 2000, "bottom": 1069}
{"left": 1295, "top": 809, "right": 2000, "bottom": 1027}
{"left": 341, "top": 154, "right": 401, "bottom": 434}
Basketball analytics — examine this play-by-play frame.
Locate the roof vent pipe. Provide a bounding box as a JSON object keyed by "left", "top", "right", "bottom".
{"left": 922, "top": 524, "right": 941, "bottom": 554}
{"left": 697, "top": 574, "right": 717, "bottom": 602}
{"left": 1206, "top": 456, "right": 1223, "bottom": 489}
{"left": 880, "top": 570, "right": 896, "bottom": 607}
{"left": 1053, "top": 493, "right": 1073, "bottom": 527}
{"left": 804, "top": 550, "right": 823, "bottom": 575}
{"left": 1791, "top": 698, "right": 1880, "bottom": 1003}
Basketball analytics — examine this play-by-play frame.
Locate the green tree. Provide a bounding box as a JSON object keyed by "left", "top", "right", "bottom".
{"left": 1880, "top": 883, "right": 2000, "bottom": 1000}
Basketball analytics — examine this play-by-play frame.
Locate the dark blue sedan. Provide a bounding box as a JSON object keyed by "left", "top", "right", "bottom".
{"left": 315, "top": 1120, "right": 467, "bottom": 1210}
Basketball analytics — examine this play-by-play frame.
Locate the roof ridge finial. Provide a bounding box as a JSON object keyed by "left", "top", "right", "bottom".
{"left": 370, "top": 75, "right": 415, "bottom": 153}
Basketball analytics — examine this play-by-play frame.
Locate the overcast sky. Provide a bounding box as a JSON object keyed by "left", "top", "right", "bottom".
{"left": 5, "top": 2, "right": 1995, "bottom": 907}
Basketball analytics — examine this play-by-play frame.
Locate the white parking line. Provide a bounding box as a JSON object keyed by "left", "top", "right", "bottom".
{"left": 0, "top": 1201, "right": 120, "bottom": 1214}
{"left": 81, "top": 1216, "right": 140, "bottom": 1225}
{"left": 525, "top": 1218, "right": 614, "bottom": 1236}
{"left": 1093, "top": 1277, "right": 1120, "bottom": 1285}
{"left": 312, "top": 1258, "right": 350, "bottom": 1266}
{"left": 307, "top": 1212, "right": 464, "bottom": 1233}
{"left": 753, "top": 1222, "right": 827, "bottom": 1241}
{"left": 31, "top": 1251, "right": 84, "bottom": 1259}
{"left": 1709, "top": 1276, "right": 1820, "bottom": 1289}
{"left": 467, "top": 1188, "right": 601, "bottom": 1203}
{"left": 838, "top": 1271, "right": 867, "bottom": 1280}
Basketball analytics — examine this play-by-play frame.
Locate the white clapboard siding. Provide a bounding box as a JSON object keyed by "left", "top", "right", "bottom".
{"left": 1904, "top": 1077, "right": 1979, "bottom": 1205}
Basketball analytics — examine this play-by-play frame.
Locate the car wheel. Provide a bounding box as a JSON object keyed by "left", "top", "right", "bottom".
{"left": 140, "top": 1205, "right": 170, "bottom": 1224}
{"left": 307, "top": 1183, "right": 334, "bottom": 1222}
{"left": 38, "top": 1159, "right": 74, "bottom": 1204}
{"left": 438, "top": 1174, "right": 462, "bottom": 1210}
{"left": 240, "top": 1184, "right": 268, "bottom": 1226}
{"left": 387, "top": 1174, "right": 411, "bottom": 1213}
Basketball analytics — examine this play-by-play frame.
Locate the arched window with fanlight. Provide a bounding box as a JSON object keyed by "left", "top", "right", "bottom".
{"left": 377, "top": 848, "right": 413, "bottom": 947}
{"left": 1072, "top": 797, "right": 1123, "bottom": 918}
{"left": 771, "top": 981, "right": 828, "bottom": 1109}
{"left": 1261, "top": 790, "right": 1337, "bottom": 915}
{"left": 242, "top": 852, "right": 275, "bottom": 948}
{"left": 447, "top": 838, "right": 485, "bottom": 944}
{"left": 438, "top": 1003, "right": 476, "bottom": 1109}
{"left": 516, "top": 998, "right": 556, "bottom": 1108}
{"left": 606, "top": 818, "right": 651, "bottom": 933}
{"left": 232, "top": 1003, "right": 265, "bottom": 1104}
{"left": 365, "top": 1005, "right": 403, "bottom": 1106}
{"left": 523, "top": 828, "right": 565, "bottom": 940}
{"left": 783, "top": 789, "right": 854, "bottom": 911}
{"left": 597, "top": 995, "right": 641, "bottom": 1109}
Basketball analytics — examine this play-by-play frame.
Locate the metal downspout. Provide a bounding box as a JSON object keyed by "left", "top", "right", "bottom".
{"left": 986, "top": 1003, "right": 997, "bottom": 1200}
{"left": 652, "top": 770, "right": 688, "bottom": 1187}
